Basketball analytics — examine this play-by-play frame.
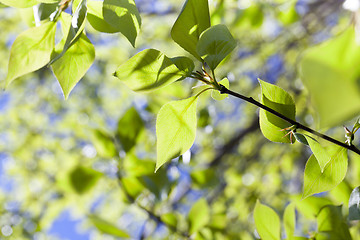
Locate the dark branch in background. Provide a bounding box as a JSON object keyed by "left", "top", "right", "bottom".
{"left": 219, "top": 85, "right": 360, "bottom": 156}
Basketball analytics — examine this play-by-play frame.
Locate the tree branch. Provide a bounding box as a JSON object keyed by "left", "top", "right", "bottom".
{"left": 220, "top": 85, "right": 360, "bottom": 156}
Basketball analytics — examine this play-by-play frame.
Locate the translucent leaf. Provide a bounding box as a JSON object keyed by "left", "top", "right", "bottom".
{"left": 299, "top": 27, "right": 360, "bottom": 127}
{"left": 114, "top": 49, "right": 183, "bottom": 92}
{"left": 305, "top": 137, "right": 332, "bottom": 171}
{"left": 87, "top": 1, "right": 119, "bottom": 33}
{"left": 116, "top": 107, "right": 144, "bottom": 152}
{"left": 196, "top": 24, "right": 236, "bottom": 70}
{"left": 254, "top": 200, "right": 281, "bottom": 240}
{"left": 258, "top": 79, "right": 296, "bottom": 143}
{"left": 90, "top": 129, "right": 117, "bottom": 158}
{"left": 51, "top": 13, "right": 95, "bottom": 99}
{"left": 69, "top": 166, "right": 102, "bottom": 194}
{"left": 5, "top": 21, "right": 56, "bottom": 87}
{"left": 0, "top": 0, "right": 37, "bottom": 8}
{"left": 37, "top": 0, "right": 59, "bottom": 3}
{"left": 283, "top": 203, "right": 296, "bottom": 240}
{"left": 316, "top": 205, "right": 351, "bottom": 240}
{"left": 103, "top": 0, "right": 141, "bottom": 47}
{"left": 156, "top": 96, "right": 198, "bottom": 172}
{"left": 171, "top": 0, "right": 210, "bottom": 60}
{"left": 170, "top": 56, "right": 195, "bottom": 78}
{"left": 161, "top": 213, "right": 178, "bottom": 229}
{"left": 188, "top": 198, "right": 210, "bottom": 234}
{"left": 211, "top": 78, "right": 229, "bottom": 100}
{"left": 349, "top": 186, "right": 360, "bottom": 220}
{"left": 89, "top": 215, "right": 130, "bottom": 238}
{"left": 50, "top": 0, "right": 87, "bottom": 64}
{"left": 303, "top": 147, "right": 348, "bottom": 199}
{"left": 121, "top": 177, "right": 144, "bottom": 199}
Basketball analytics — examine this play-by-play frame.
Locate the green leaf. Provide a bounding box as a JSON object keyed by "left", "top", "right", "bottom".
{"left": 316, "top": 205, "right": 352, "bottom": 240}
{"left": 116, "top": 107, "right": 144, "bottom": 152}
{"left": 69, "top": 166, "right": 102, "bottom": 194}
{"left": 305, "top": 137, "right": 332, "bottom": 171}
{"left": 5, "top": 21, "right": 56, "bottom": 87}
{"left": 156, "top": 96, "right": 198, "bottom": 172}
{"left": 258, "top": 79, "right": 296, "bottom": 143}
{"left": 283, "top": 203, "right": 296, "bottom": 240}
{"left": 211, "top": 78, "right": 229, "bottom": 100}
{"left": 114, "top": 49, "right": 183, "bottom": 92}
{"left": 87, "top": 1, "right": 119, "bottom": 33}
{"left": 37, "top": 0, "right": 59, "bottom": 3}
{"left": 171, "top": 0, "right": 210, "bottom": 60}
{"left": 90, "top": 129, "right": 117, "bottom": 158}
{"left": 170, "top": 56, "right": 195, "bottom": 78}
{"left": 50, "top": 0, "right": 87, "bottom": 65}
{"left": 254, "top": 200, "right": 281, "bottom": 240}
{"left": 103, "top": 0, "right": 141, "bottom": 47}
{"left": 303, "top": 147, "right": 348, "bottom": 199}
{"left": 196, "top": 24, "right": 236, "bottom": 70}
{"left": 51, "top": 13, "right": 95, "bottom": 99}
{"left": 161, "top": 213, "right": 178, "bottom": 229}
{"left": 349, "top": 186, "right": 360, "bottom": 220}
{"left": 89, "top": 215, "right": 130, "bottom": 238}
{"left": 294, "top": 133, "right": 309, "bottom": 145}
{"left": 278, "top": 3, "right": 299, "bottom": 25}
{"left": 121, "top": 177, "right": 144, "bottom": 199}
{"left": 299, "top": 27, "right": 360, "bottom": 127}
{"left": 188, "top": 198, "right": 210, "bottom": 234}
{"left": 0, "top": 0, "right": 37, "bottom": 8}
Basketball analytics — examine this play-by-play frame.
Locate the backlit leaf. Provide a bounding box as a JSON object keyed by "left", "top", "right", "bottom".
{"left": 0, "top": 0, "right": 37, "bottom": 8}
{"left": 87, "top": 0, "right": 119, "bottom": 33}
{"left": 156, "top": 96, "right": 198, "bottom": 172}
{"left": 254, "top": 200, "right": 281, "bottom": 240}
{"left": 188, "top": 198, "right": 210, "bottom": 234}
{"left": 114, "top": 49, "right": 183, "bottom": 92}
{"left": 171, "top": 0, "right": 210, "bottom": 60}
{"left": 196, "top": 24, "right": 236, "bottom": 70}
{"left": 211, "top": 78, "right": 229, "bottom": 100}
{"left": 283, "top": 203, "right": 296, "bottom": 240}
{"left": 89, "top": 215, "right": 130, "bottom": 238}
{"left": 258, "top": 79, "right": 296, "bottom": 143}
{"left": 6, "top": 21, "right": 56, "bottom": 87}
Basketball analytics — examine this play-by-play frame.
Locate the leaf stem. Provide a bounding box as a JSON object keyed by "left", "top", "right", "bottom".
{"left": 220, "top": 85, "right": 360, "bottom": 156}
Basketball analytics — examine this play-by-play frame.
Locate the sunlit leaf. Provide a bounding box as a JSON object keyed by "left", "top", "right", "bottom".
{"left": 5, "top": 21, "right": 56, "bottom": 87}
{"left": 116, "top": 107, "right": 144, "bottom": 152}
{"left": 89, "top": 215, "right": 130, "bottom": 238}
{"left": 258, "top": 79, "right": 296, "bottom": 143}
{"left": 349, "top": 186, "right": 360, "bottom": 220}
{"left": 254, "top": 200, "right": 281, "bottom": 240}
{"left": 51, "top": 13, "right": 95, "bottom": 99}
{"left": 161, "top": 213, "right": 178, "bottom": 229}
{"left": 90, "top": 129, "right": 117, "bottom": 158}
{"left": 171, "top": 0, "right": 210, "bottom": 60}
{"left": 114, "top": 49, "right": 183, "bottom": 92}
{"left": 303, "top": 147, "right": 348, "bottom": 199}
{"left": 188, "top": 198, "right": 210, "bottom": 234}
{"left": 211, "top": 78, "right": 229, "bottom": 100}
{"left": 315, "top": 205, "right": 351, "bottom": 240}
{"left": 300, "top": 27, "right": 360, "bottom": 127}
{"left": 69, "top": 166, "right": 102, "bottom": 194}
{"left": 170, "top": 56, "right": 195, "bottom": 78}
{"left": 156, "top": 96, "right": 198, "bottom": 172}
{"left": 87, "top": 0, "right": 118, "bottom": 33}
{"left": 196, "top": 24, "right": 236, "bottom": 70}
{"left": 0, "top": 0, "right": 37, "bottom": 8}
{"left": 283, "top": 203, "right": 295, "bottom": 240}
{"left": 103, "top": 0, "right": 141, "bottom": 47}
{"left": 305, "top": 136, "right": 331, "bottom": 171}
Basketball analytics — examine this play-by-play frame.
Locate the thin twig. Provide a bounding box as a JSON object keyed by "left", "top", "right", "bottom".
{"left": 220, "top": 85, "right": 360, "bottom": 156}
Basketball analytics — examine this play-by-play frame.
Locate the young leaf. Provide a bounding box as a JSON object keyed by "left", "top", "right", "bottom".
{"left": 294, "top": 133, "right": 309, "bottom": 145}
{"left": 303, "top": 147, "right": 348, "bottom": 199}
{"left": 300, "top": 27, "right": 360, "bottom": 127}
{"left": 283, "top": 203, "right": 296, "bottom": 240}
{"left": 258, "top": 79, "right": 296, "bottom": 143}
{"left": 51, "top": 13, "right": 95, "bottom": 99}
{"left": 116, "top": 107, "right": 144, "bottom": 152}
{"left": 156, "top": 96, "right": 198, "bottom": 172}
{"left": 69, "top": 166, "right": 102, "bottom": 194}
{"left": 316, "top": 205, "right": 352, "bottom": 240}
{"left": 89, "top": 215, "right": 130, "bottom": 238}
{"left": 349, "top": 186, "right": 360, "bottom": 220}
{"left": 114, "top": 49, "right": 183, "bottom": 92}
{"left": 50, "top": 0, "right": 87, "bottom": 64}
{"left": 188, "top": 198, "right": 210, "bottom": 234}
{"left": 211, "top": 78, "right": 229, "bottom": 100}
{"left": 170, "top": 56, "right": 195, "bottom": 78}
{"left": 5, "top": 21, "right": 56, "bottom": 87}
{"left": 254, "top": 200, "right": 281, "bottom": 240}
{"left": 0, "top": 0, "right": 37, "bottom": 8}
{"left": 171, "top": 0, "right": 211, "bottom": 60}
{"left": 305, "top": 136, "right": 331, "bottom": 172}
{"left": 103, "top": 0, "right": 141, "bottom": 47}
{"left": 196, "top": 24, "right": 236, "bottom": 70}
{"left": 87, "top": 1, "right": 119, "bottom": 33}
